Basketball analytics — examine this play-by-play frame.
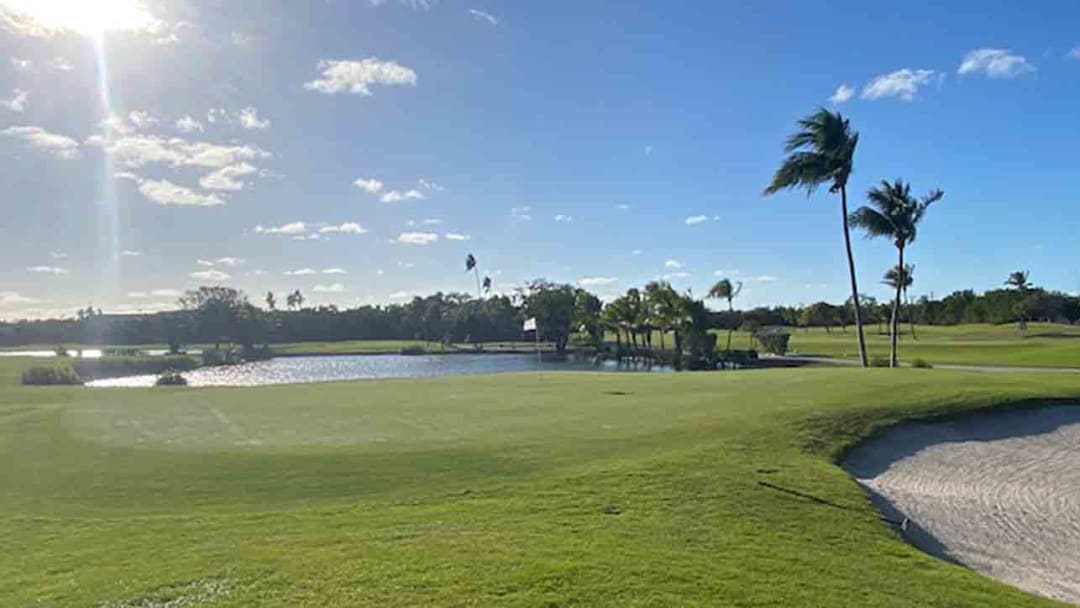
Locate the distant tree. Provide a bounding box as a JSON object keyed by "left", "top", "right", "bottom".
{"left": 482, "top": 276, "right": 493, "bottom": 295}
{"left": 883, "top": 264, "right": 917, "bottom": 339}
{"left": 850, "top": 179, "right": 943, "bottom": 367}
{"left": 764, "top": 108, "right": 867, "bottom": 367}
{"left": 1005, "top": 271, "right": 1033, "bottom": 328}
{"left": 519, "top": 280, "right": 577, "bottom": 353}
{"left": 465, "top": 254, "right": 484, "bottom": 300}
{"left": 573, "top": 289, "right": 604, "bottom": 347}
{"left": 708, "top": 278, "right": 742, "bottom": 351}
{"left": 286, "top": 289, "right": 305, "bottom": 311}
{"left": 644, "top": 281, "right": 679, "bottom": 351}
{"left": 179, "top": 286, "right": 263, "bottom": 349}
{"left": 265, "top": 291, "right": 277, "bottom": 311}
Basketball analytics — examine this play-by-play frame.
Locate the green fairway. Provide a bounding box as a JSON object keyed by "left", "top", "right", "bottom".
{"left": 783, "top": 322, "right": 1080, "bottom": 368}
{"left": 2, "top": 363, "right": 1079, "bottom": 606}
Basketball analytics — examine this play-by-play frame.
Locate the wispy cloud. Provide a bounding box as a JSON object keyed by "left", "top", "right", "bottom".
{"left": 394, "top": 231, "right": 439, "bottom": 245}
{"left": 313, "top": 283, "right": 346, "bottom": 293}
{"left": 237, "top": 106, "right": 270, "bottom": 130}
{"left": 319, "top": 222, "right": 367, "bottom": 234}
{"left": 445, "top": 233, "right": 471, "bottom": 241}
{"left": 0, "top": 291, "right": 37, "bottom": 306}
{"left": 578, "top": 277, "right": 617, "bottom": 287}
{"left": 354, "top": 178, "right": 383, "bottom": 193}
{"left": 1068, "top": 46, "right": 1080, "bottom": 61}
{"left": 958, "top": 48, "right": 1036, "bottom": 78}
{"left": 554, "top": 214, "right": 573, "bottom": 223}
{"left": 255, "top": 221, "right": 307, "bottom": 235}
{"left": 684, "top": 215, "right": 718, "bottom": 225}
{"left": 664, "top": 259, "right": 682, "bottom": 269}
{"left": 468, "top": 9, "right": 498, "bottom": 25}
{"left": 26, "top": 265, "right": 68, "bottom": 275}
{"left": 1, "top": 88, "right": 28, "bottom": 112}
{"left": 829, "top": 83, "right": 854, "bottom": 104}
{"left": 861, "top": 69, "right": 936, "bottom": 101}
{"left": 2, "top": 125, "right": 80, "bottom": 159}
{"left": 322, "top": 268, "right": 347, "bottom": 275}
{"left": 511, "top": 206, "right": 532, "bottom": 221}
{"left": 137, "top": 178, "right": 224, "bottom": 207}
{"left": 190, "top": 269, "right": 230, "bottom": 281}
{"left": 175, "top": 115, "right": 204, "bottom": 133}
{"left": 199, "top": 162, "right": 258, "bottom": 191}
{"left": 284, "top": 268, "right": 317, "bottom": 276}
{"left": 304, "top": 58, "right": 418, "bottom": 96}
{"left": 381, "top": 189, "right": 425, "bottom": 203}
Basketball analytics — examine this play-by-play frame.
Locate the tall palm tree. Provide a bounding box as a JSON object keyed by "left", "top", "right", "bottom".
{"left": 883, "top": 264, "right": 916, "bottom": 339}
{"left": 708, "top": 278, "right": 742, "bottom": 351}
{"left": 850, "top": 179, "right": 943, "bottom": 367}
{"left": 1005, "top": 270, "right": 1031, "bottom": 291}
{"left": 465, "top": 254, "right": 483, "bottom": 300}
{"left": 764, "top": 108, "right": 868, "bottom": 367}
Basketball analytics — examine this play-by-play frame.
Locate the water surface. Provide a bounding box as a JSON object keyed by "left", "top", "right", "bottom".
{"left": 88, "top": 353, "right": 670, "bottom": 387}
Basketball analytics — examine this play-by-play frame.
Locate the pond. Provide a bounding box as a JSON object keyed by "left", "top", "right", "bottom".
{"left": 87, "top": 353, "right": 672, "bottom": 387}
{"left": 0, "top": 348, "right": 197, "bottom": 358}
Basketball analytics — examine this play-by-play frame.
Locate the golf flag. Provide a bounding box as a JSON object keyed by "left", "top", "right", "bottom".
{"left": 523, "top": 317, "right": 537, "bottom": 332}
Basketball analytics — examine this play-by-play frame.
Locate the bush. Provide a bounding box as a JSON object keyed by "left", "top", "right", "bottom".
{"left": 753, "top": 330, "right": 791, "bottom": 355}
{"left": 400, "top": 345, "right": 427, "bottom": 355}
{"left": 103, "top": 347, "right": 143, "bottom": 357}
{"left": 73, "top": 355, "right": 199, "bottom": 380}
{"left": 911, "top": 358, "right": 934, "bottom": 369}
{"left": 717, "top": 349, "right": 759, "bottom": 369}
{"left": 202, "top": 347, "right": 242, "bottom": 367}
{"left": 870, "top": 355, "right": 891, "bottom": 368}
{"left": 22, "top": 366, "right": 82, "bottom": 386}
{"left": 155, "top": 370, "right": 188, "bottom": 386}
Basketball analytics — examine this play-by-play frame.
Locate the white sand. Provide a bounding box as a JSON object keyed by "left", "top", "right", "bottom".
{"left": 842, "top": 406, "right": 1080, "bottom": 605}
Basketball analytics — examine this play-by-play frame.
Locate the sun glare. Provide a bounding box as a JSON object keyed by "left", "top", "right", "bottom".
{"left": 0, "top": 0, "right": 159, "bottom": 37}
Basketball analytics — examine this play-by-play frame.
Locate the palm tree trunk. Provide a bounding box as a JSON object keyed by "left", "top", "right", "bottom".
{"left": 841, "top": 185, "right": 869, "bottom": 367}
{"left": 473, "top": 268, "right": 482, "bottom": 300}
{"left": 890, "top": 247, "right": 903, "bottom": 368}
{"left": 659, "top": 329, "right": 666, "bottom": 351}
{"left": 726, "top": 300, "right": 734, "bottom": 351}
{"left": 906, "top": 288, "right": 918, "bottom": 340}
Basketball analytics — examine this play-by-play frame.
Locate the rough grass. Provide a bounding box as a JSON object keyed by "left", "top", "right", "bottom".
{"left": 2, "top": 362, "right": 1079, "bottom": 606}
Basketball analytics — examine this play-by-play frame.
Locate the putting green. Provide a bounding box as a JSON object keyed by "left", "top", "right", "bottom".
{"left": 2, "top": 368, "right": 1078, "bottom": 606}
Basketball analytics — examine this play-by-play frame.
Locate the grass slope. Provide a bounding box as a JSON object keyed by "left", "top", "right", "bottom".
{"left": 2, "top": 364, "right": 1078, "bottom": 606}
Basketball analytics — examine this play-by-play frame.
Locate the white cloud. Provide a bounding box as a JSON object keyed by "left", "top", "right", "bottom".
{"left": 958, "top": 48, "right": 1036, "bottom": 78}
{"left": 684, "top": 215, "right": 709, "bottom": 225}
{"left": 861, "top": 69, "right": 936, "bottom": 101}
{"left": 664, "top": 259, "right": 682, "bottom": 269}
{"left": 175, "top": 115, "right": 204, "bottom": 133}
{"left": 829, "top": 83, "right": 855, "bottom": 104}
{"left": 120, "top": 249, "right": 142, "bottom": 257}
{"left": 394, "top": 231, "right": 439, "bottom": 245}
{"left": 200, "top": 162, "right": 258, "bottom": 191}
{"left": 152, "top": 289, "right": 181, "bottom": 297}
{"left": 319, "top": 222, "right": 367, "bottom": 234}
{"left": 417, "top": 178, "right": 444, "bottom": 191}
{"left": 2, "top": 125, "right": 80, "bottom": 159}
{"left": 468, "top": 9, "right": 498, "bottom": 25}
{"left": 9, "top": 57, "right": 30, "bottom": 70}
{"left": 322, "top": 268, "right": 347, "bottom": 275}
{"left": 138, "top": 178, "right": 224, "bottom": 207}
{"left": 369, "top": 0, "right": 437, "bottom": 9}
{"left": 49, "top": 252, "right": 67, "bottom": 259}
{"left": 554, "top": 214, "right": 573, "bottom": 223}
{"left": 313, "top": 283, "right": 346, "bottom": 293}
{"left": 380, "top": 189, "right": 425, "bottom": 203}
{"left": 87, "top": 133, "right": 269, "bottom": 170}
{"left": 408, "top": 217, "right": 442, "bottom": 226}
{"left": 354, "top": 177, "right": 384, "bottom": 193}
{"left": 127, "top": 291, "right": 148, "bottom": 298}
{"left": 388, "top": 291, "right": 412, "bottom": 300}
{"left": 196, "top": 259, "right": 214, "bottom": 267}
{"left": 1068, "top": 46, "right": 1080, "bottom": 61}
{"left": 511, "top": 206, "right": 532, "bottom": 221}
{"left": 190, "top": 269, "right": 230, "bottom": 281}
{"left": 0, "top": 291, "right": 36, "bottom": 306}
{"left": 444, "top": 232, "right": 471, "bottom": 241}
{"left": 255, "top": 221, "right": 307, "bottom": 235}
{"left": 578, "top": 277, "right": 617, "bottom": 287}
{"left": 215, "top": 257, "right": 244, "bottom": 267}
{"left": 662, "top": 271, "right": 689, "bottom": 280}
{"left": 284, "top": 268, "right": 317, "bottom": 276}
{"left": 26, "top": 265, "right": 68, "bottom": 274}
{"left": 237, "top": 106, "right": 270, "bottom": 130}
{"left": 1, "top": 88, "right": 28, "bottom": 112}
{"left": 48, "top": 57, "right": 73, "bottom": 71}
{"left": 128, "top": 110, "right": 158, "bottom": 130}
{"left": 304, "top": 58, "right": 418, "bottom": 96}
{"left": 0, "top": 1, "right": 163, "bottom": 37}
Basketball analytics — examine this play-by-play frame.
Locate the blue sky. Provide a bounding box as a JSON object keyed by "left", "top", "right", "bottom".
{"left": 1, "top": 0, "right": 1078, "bottom": 319}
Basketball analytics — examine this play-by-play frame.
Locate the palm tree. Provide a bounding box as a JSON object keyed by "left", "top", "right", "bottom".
{"left": 482, "top": 276, "right": 493, "bottom": 295}
{"left": 764, "top": 108, "right": 868, "bottom": 367}
{"left": 265, "top": 291, "right": 276, "bottom": 311}
{"left": 883, "top": 264, "right": 916, "bottom": 339}
{"left": 850, "top": 179, "right": 943, "bottom": 367}
{"left": 465, "top": 254, "right": 483, "bottom": 300}
{"left": 708, "top": 278, "right": 742, "bottom": 351}
{"left": 1005, "top": 270, "right": 1031, "bottom": 291}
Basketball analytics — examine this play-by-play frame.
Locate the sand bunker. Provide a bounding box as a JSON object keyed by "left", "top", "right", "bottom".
{"left": 843, "top": 405, "right": 1080, "bottom": 605}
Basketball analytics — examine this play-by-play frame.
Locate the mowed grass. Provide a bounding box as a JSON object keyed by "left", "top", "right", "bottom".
{"left": 782, "top": 322, "right": 1080, "bottom": 368}
{"left": 3, "top": 360, "right": 1080, "bottom": 606}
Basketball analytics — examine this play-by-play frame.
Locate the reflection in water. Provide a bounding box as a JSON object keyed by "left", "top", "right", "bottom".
{"left": 88, "top": 353, "right": 673, "bottom": 387}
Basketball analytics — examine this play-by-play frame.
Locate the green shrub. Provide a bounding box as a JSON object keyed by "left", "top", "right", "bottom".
{"left": 202, "top": 347, "right": 242, "bottom": 367}
{"left": 870, "top": 355, "right": 891, "bottom": 368}
{"left": 73, "top": 355, "right": 199, "bottom": 380}
{"left": 400, "top": 345, "right": 427, "bottom": 355}
{"left": 103, "top": 347, "right": 143, "bottom": 357}
{"left": 155, "top": 371, "right": 188, "bottom": 386}
{"left": 22, "top": 366, "right": 83, "bottom": 386}
{"left": 753, "top": 330, "right": 791, "bottom": 355}
{"left": 911, "top": 358, "right": 934, "bottom": 369}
